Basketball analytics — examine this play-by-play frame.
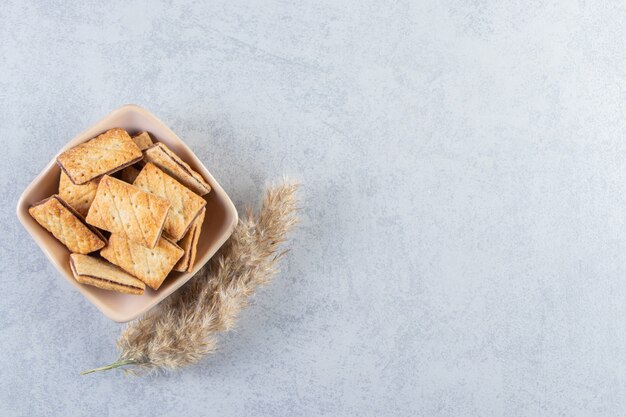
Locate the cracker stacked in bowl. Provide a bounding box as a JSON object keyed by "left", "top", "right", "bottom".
{"left": 28, "top": 128, "right": 211, "bottom": 295}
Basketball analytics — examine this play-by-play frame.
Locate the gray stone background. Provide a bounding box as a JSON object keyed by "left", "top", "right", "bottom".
{"left": 2, "top": 0, "right": 626, "bottom": 416}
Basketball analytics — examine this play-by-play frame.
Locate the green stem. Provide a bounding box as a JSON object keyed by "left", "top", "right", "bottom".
{"left": 80, "top": 359, "right": 137, "bottom": 375}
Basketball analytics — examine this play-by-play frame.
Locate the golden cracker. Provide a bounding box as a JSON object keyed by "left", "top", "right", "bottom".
{"left": 29, "top": 196, "right": 106, "bottom": 254}
{"left": 58, "top": 171, "right": 100, "bottom": 217}
{"left": 133, "top": 163, "right": 206, "bottom": 241}
{"left": 86, "top": 175, "right": 170, "bottom": 248}
{"left": 100, "top": 234, "right": 184, "bottom": 290}
{"left": 131, "top": 132, "right": 153, "bottom": 150}
{"left": 57, "top": 128, "right": 143, "bottom": 185}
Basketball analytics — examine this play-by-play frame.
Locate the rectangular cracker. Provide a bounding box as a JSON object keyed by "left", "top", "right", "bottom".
{"left": 173, "top": 207, "right": 205, "bottom": 272}
{"left": 118, "top": 165, "right": 140, "bottom": 184}
{"left": 58, "top": 171, "right": 100, "bottom": 217}
{"left": 29, "top": 195, "right": 106, "bottom": 254}
{"left": 143, "top": 143, "right": 211, "bottom": 195}
{"left": 70, "top": 254, "right": 145, "bottom": 295}
{"left": 57, "top": 128, "right": 143, "bottom": 185}
{"left": 100, "top": 234, "right": 184, "bottom": 290}
{"left": 133, "top": 163, "right": 207, "bottom": 241}
{"left": 131, "top": 132, "right": 153, "bottom": 150}
{"left": 86, "top": 175, "right": 170, "bottom": 248}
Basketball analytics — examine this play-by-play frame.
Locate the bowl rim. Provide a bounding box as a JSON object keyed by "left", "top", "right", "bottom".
{"left": 16, "top": 104, "right": 238, "bottom": 322}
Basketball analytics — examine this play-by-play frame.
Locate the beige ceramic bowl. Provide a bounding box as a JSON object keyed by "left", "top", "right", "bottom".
{"left": 16, "top": 105, "right": 238, "bottom": 322}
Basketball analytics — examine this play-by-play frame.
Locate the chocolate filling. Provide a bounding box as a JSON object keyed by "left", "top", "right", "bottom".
{"left": 80, "top": 275, "right": 143, "bottom": 290}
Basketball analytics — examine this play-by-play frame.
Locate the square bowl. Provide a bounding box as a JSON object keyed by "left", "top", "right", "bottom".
{"left": 16, "top": 104, "right": 238, "bottom": 322}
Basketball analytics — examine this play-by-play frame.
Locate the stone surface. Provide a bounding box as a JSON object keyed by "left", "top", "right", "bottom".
{"left": 2, "top": 1, "right": 626, "bottom": 416}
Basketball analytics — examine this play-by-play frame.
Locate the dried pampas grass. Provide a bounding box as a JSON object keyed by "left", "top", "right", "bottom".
{"left": 81, "top": 181, "right": 299, "bottom": 375}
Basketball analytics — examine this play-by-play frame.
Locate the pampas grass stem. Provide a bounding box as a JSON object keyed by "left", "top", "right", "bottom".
{"left": 80, "top": 359, "right": 136, "bottom": 375}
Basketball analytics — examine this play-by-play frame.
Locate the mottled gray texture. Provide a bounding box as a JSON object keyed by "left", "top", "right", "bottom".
{"left": 1, "top": 0, "right": 626, "bottom": 415}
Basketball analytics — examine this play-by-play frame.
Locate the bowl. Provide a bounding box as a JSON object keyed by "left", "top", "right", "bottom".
{"left": 16, "top": 104, "right": 238, "bottom": 322}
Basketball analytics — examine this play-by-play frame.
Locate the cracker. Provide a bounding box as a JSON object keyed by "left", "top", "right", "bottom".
{"left": 131, "top": 132, "right": 153, "bottom": 150}
{"left": 118, "top": 165, "right": 140, "bottom": 184}
{"left": 143, "top": 143, "right": 211, "bottom": 195}
{"left": 173, "top": 207, "right": 205, "bottom": 272}
{"left": 29, "top": 195, "right": 106, "bottom": 254}
{"left": 133, "top": 163, "right": 206, "bottom": 240}
{"left": 57, "top": 128, "right": 143, "bottom": 185}
{"left": 58, "top": 171, "right": 100, "bottom": 217}
{"left": 70, "top": 253, "right": 145, "bottom": 295}
{"left": 100, "top": 234, "right": 184, "bottom": 290}
{"left": 86, "top": 175, "right": 170, "bottom": 248}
